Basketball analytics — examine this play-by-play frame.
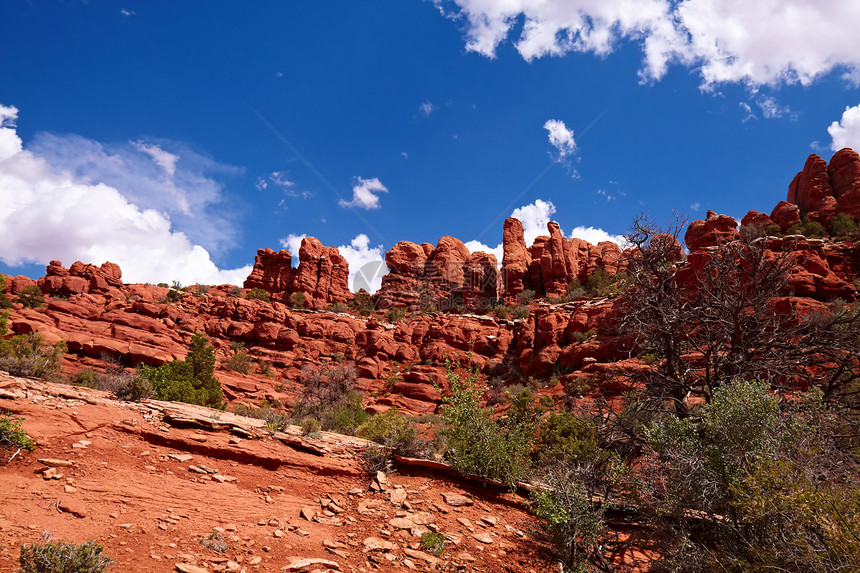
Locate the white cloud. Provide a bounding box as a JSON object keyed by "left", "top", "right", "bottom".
{"left": 690, "top": 202, "right": 701, "bottom": 212}
{"left": 420, "top": 100, "right": 436, "bottom": 117}
{"left": 120, "top": 8, "right": 135, "bottom": 16}
{"left": 569, "top": 226, "right": 629, "bottom": 248}
{"left": 436, "top": 0, "right": 860, "bottom": 87}
{"left": 544, "top": 119, "right": 576, "bottom": 158}
{"left": 280, "top": 233, "right": 307, "bottom": 259}
{"left": 511, "top": 198, "right": 556, "bottom": 245}
{"left": 740, "top": 102, "right": 757, "bottom": 123}
{"left": 338, "top": 176, "right": 388, "bottom": 210}
{"left": 756, "top": 95, "right": 790, "bottom": 119}
{"left": 464, "top": 240, "right": 504, "bottom": 266}
{"left": 828, "top": 104, "right": 860, "bottom": 151}
{"left": 0, "top": 104, "right": 251, "bottom": 285}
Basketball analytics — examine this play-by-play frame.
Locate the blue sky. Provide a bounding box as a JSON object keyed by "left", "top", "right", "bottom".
{"left": 2, "top": 1, "right": 860, "bottom": 290}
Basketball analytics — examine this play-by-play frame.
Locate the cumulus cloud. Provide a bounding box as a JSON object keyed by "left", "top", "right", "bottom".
{"left": 280, "top": 232, "right": 385, "bottom": 293}
{"left": 544, "top": 119, "right": 576, "bottom": 158}
{"left": 464, "top": 240, "right": 504, "bottom": 265}
{"left": 569, "top": 226, "right": 628, "bottom": 248}
{"left": 338, "top": 177, "right": 388, "bottom": 210}
{"left": 511, "top": 198, "right": 557, "bottom": 245}
{"left": 0, "top": 105, "right": 251, "bottom": 285}
{"left": 828, "top": 104, "right": 860, "bottom": 151}
{"left": 435, "top": 0, "right": 860, "bottom": 87}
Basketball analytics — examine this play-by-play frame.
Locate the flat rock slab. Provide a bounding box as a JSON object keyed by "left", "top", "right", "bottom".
{"left": 175, "top": 564, "right": 208, "bottom": 573}
{"left": 38, "top": 458, "right": 73, "bottom": 467}
{"left": 57, "top": 498, "right": 88, "bottom": 518}
{"left": 442, "top": 492, "right": 473, "bottom": 507}
{"left": 363, "top": 536, "right": 396, "bottom": 552}
{"left": 284, "top": 558, "right": 341, "bottom": 572}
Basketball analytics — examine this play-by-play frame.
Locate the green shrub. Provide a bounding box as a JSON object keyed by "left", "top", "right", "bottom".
{"left": 18, "top": 285, "right": 45, "bottom": 309}
{"left": 0, "top": 412, "right": 35, "bottom": 452}
{"left": 224, "top": 352, "right": 253, "bottom": 374}
{"left": 319, "top": 391, "right": 369, "bottom": 434}
{"left": 0, "top": 276, "right": 12, "bottom": 309}
{"left": 801, "top": 219, "right": 826, "bottom": 239}
{"left": 113, "top": 374, "right": 153, "bottom": 402}
{"left": 288, "top": 292, "right": 306, "bottom": 309}
{"left": 348, "top": 290, "right": 375, "bottom": 316}
{"left": 828, "top": 213, "right": 857, "bottom": 237}
{"left": 517, "top": 289, "right": 536, "bottom": 305}
{"left": 163, "top": 289, "right": 182, "bottom": 303}
{"left": 533, "top": 412, "right": 601, "bottom": 471}
{"left": 439, "top": 361, "right": 535, "bottom": 487}
{"left": 764, "top": 222, "right": 783, "bottom": 237}
{"left": 419, "top": 531, "right": 446, "bottom": 557}
{"left": 300, "top": 417, "right": 321, "bottom": 435}
{"left": 234, "top": 402, "right": 291, "bottom": 431}
{"left": 246, "top": 288, "right": 271, "bottom": 302}
{"left": 531, "top": 470, "right": 605, "bottom": 572}
{"left": 571, "top": 329, "right": 596, "bottom": 343}
{"left": 156, "top": 282, "right": 169, "bottom": 288}
{"left": 385, "top": 307, "right": 407, "bottom": 324}
{"left": 138, "top": 333, "right": 223, "bottom": 408}
{"left": 510, "top": 305, "right": 530, "bottom": 320}
{"left": 357, "top": 408, "right": 430, "bottom": 458}
{"left": 566, "top": 279, "right": 586, "bottom": 299}
{"left": 491, "top": 305, "right": 508, "bottom": 319}
{"left": 294, "top": 363, "right": 357, "bottom": 419}
{"left": 19, "top": 534, "right": 112, "bottom": 573}
{"left": 0, "top": 333, "right": 66, "bottom": 380}
{"left": 325, "top": 301, "right": 349, "bottom": 313}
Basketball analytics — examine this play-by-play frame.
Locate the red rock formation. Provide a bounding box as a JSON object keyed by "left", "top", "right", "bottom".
{"left": 500, "top": 218, "right": 531, "bottom": 301}
{"left": 540, "top": 222, "right": 576, "bottom": 296}
{"left": 788, "top": 154, "right": 835, "bottom": 223}
{"left": 243, "top": 249, "right": 295, "bottom": 293}
{"left": 294, "top": 237, "right": 352, "bottom": 309}
{"left": 375, "top": 237, "right": 500, "bottom": 313}
{"left": 829, "top": 148, "right": 860, "bottom": 220}
{"left": 740, "top": 210, "right": 774, "bottom": 233}
{"left": 770, "top": 201, "right": 802, "bottom": 233}
{"left": 684, "top": 211, "right": 739, "bottom": 251}
{"left": 242, "top": 239, "right": 352, "bottom": 308}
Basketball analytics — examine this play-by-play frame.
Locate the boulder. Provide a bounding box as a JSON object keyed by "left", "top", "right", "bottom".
{"left": 684, "top": 211, "right": 739, "bottom": 251}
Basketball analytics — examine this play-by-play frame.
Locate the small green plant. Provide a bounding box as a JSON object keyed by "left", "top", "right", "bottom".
{"left": 19, "top": 533, "right": 112, "bottom": 573}
{"left": 419, "top": 531, "right": 446, "bottom": 557}
{"left": 257, "top": 358, "right": 273, "bottom": 377}
{"left": 224, "top": 352, "right": 253, "bottom": 374}
{"left": 828, "top": 213, "right": 857, "bottom": 237}
{"left": 491, "top": 305, "right": 508, "bottom": 319}
{"left": 233, "top": 402, "right": 290, "bottom": 431}
{"left": 163, "top": 289, "right": 182, "bottom": 303}
{"left": 348, "top": 290, "right": 375, "bottom": 315}
{"left": 571, "top": 328, "right": 597, "bottom": 343}
{"left": 517, "top": 289, "right": 536, "bottom": 305}
{"left": 0, "top": 333, "right": 66, "bottom": 380}
{"left": 765, "top": 222, "right": 783, "bottom": 237}
{"left": 0, "top": 276, "right": 12, "bottom": 309}
{"left": 246, "top": 288, "right": 271, "bottom": 302}
{"left": 566, "top": 278, "right": 586, "bottom": 299}
{"left": 137, "top": 333, "right": 223, "bottom": 408}
{"left": 801, "top": 218, "right": 826, "bottom": 239}
{"left": 326, "top": 301, "right": 349, "bottom": 313}
{"left": 18, "top": 285, "right": 45, "bottom": 309}
{"left": 289, "top": 291, "right": 306, "bottom": 309}
{"left": 300, "top": 417, "right": 321, "bottom": 435}
{"left": 228, "top": 286, "right": 241, "bottom": 297}
{"left": 156, "top": 282, "right": 169, "bottom": 288}
{"left": 0, "top": 412, "right": 35, "bottom": 452}
{"left": 200, "top": 530, "right": 228, "bottom": 553}
{"left": 356, "top": 408, "right": 430, "bottom": 458}
{"left": 385, "top": 307, "right": 407, "bottom": 324}
{"left": 510, "top": 305, "right": 530, "bottom": 320}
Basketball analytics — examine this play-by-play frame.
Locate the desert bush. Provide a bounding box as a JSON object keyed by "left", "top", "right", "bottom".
{"left": 246, "top": 288, "right": 271, "bottom": 302}
{"left": 163, "top": 289, "right": 182, "bottom": 303}
{"left": 300, "top": 417, "right": 321, "bottom": 435}
{"left": 236, "top": 402, "right": 291, "bottom": 431}
{"left": 765, "top": 222, "right": 783, "bottom": 237}
{"left": 0, "top": 333, "right": 66, "bottom": 380}
{"left": 584, "top": 268, "right": 628, "bottom": 297}
{"left": 531, "top": 470, "right": 605, "bottom": 572}
{"left": 19, "top": 533, "right": 112, "bottom": 573}
{"left": 0, "top": 412, "right": 34, "bottom": 452}
{"left": 349, "top": 290, "right": 375, "bottom": 315}
{"left": 517, "top": 289, "right": 536, "bottom": 305}
{"left": 288, "top": 292, "right": 306, "bottom": 309}
{"left": 801, "top": 218, "right": 826, "bottom": 239}
{"left": 319, "top": 391, "right": 369, "bottom": 434}
{"left": 357, "top": 408, "right": 430, "bottom": 458}
{"left": 0, "top": 276, "right": 12, "bottom": 309}
{"left": 325, "top": 301, "right": 349, "bottom": 313}
{"left": 419, "top": 531, "right": 446, "bottom": 557}
{"left": 510, "top": 305, "right": 530, "bottom": 320}
{"left": 385, "top": 307, "right": 407, "bottom": 323}
{"left": 566, "top": 279, "right": 586, "bottom": 299}
{"left": 256, "top": 358, "right": 273, "bottom": 377}
{"left": 17, "top": 285, "right": 45, "bottom": 309}
{"left": 533, "top": 412, "right": 601, "bottom": 472}
{"left": 439, "top": 360, "right": 535, "bottom": 487}
{"left": 113, "top": 374, "right": 153, "bottom": 402}
{"left": 137, "top": 333, "right": 223, "bottom": 409}
{"left": 829, "top": 213, "right": 857, "bottom": 237}
{"left": 571, "top": 329, "right": 596, "bottom": 343}
{"left": 224, "top": 352, "right": 253, "bottom": 374}
{"left": 491, "top": 305, "right": 508, "bottom": 319}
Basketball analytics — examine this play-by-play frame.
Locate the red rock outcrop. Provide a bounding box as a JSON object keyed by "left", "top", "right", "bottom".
{"left": 829, "top": 148, "right": 860, "bottom": 220}
{"left": 500, "top": 218, "right": 531, "bottom": 301}
{"left": 37, "top": 260, "right": 124, "bottom": 299}
{"left": 242, "top": 239, "right": 352, "bottom": 308}
{"left": 375, "top": 237, "right": 500, "bottom": 313}
{"left": 786, "top": 149, "right": 860, "bottom": 223}
{"left": 684, "top": 210, "right": 739, "bottom": 251}
{"left": 770, "top": 201, "right": 802, "bottom": 233}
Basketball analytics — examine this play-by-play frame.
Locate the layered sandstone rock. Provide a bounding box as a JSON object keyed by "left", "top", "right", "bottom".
{"left": 243, "top": 238, "right": 352, "bottom": 308}
{"left": 374, "top": 237, "right": 500, "bottom": 313}
{"left": 787, "top": 149, "right": 860, "bottom": 222}
{"left": 684, "top": 210, "right": 739, "bottom": 251}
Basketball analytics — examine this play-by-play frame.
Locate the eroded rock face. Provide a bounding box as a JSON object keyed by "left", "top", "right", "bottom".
{"left": 375, "top": 237, "right": 500, "bottom": 313}
{"left": 242, "top": 239, "right": 352, "bottom": 308}
{"left": 785, "top": 149, "right": 860, "bottom": 223}
{"left": 500, "top": 218, "right": 531, "bottom": 301}
{"left": 770, "top": 201, "right": 802, "bottom": 233}
{"left": 684, "top": 211, "right": 739, "bottom": 251}
{"left": 37, "top": 260, "right": 124, "bottom": 298}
